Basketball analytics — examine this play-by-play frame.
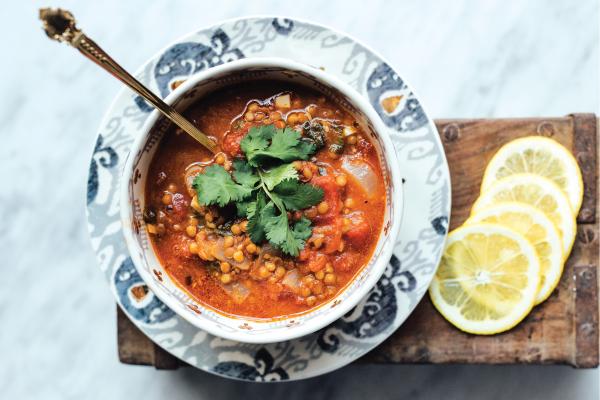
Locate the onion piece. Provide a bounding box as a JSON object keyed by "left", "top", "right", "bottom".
{"left": 274, "top": 94, "right": 291, "bottom": 109}
{"left": 341, "top": 157, "right": 379, "bottom": 196}
{"left": 343, "top": 126, "right": 357, "bottom": 137}
{"left": 221, "top": 282, "right": 250, "bottom": 304}
{"left": 282, "top": 269, "right": 301, "bottom": 293}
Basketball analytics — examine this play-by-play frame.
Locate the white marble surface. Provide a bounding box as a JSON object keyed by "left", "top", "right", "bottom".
{"left": 1, "top": 0, "right": 598, "bottom": 398}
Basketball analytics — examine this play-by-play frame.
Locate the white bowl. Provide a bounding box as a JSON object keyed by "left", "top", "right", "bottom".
{"left": 120, "top": 57, "right": 403, "bottom": 343}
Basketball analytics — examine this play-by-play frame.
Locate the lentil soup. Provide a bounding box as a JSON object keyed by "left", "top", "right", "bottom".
{"left": 144, "top": 81, "right": 386, "bottom": 319}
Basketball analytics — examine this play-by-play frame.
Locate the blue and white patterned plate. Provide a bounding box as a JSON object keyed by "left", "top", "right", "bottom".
{"left": 86, "top": 16, "right": 451, "bottom": 381}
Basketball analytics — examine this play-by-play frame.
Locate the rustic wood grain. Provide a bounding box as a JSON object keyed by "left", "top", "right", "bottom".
{"left": 116, "top": 115, "right": 599, "bottom": 369}
{"left": 361, "top": 222, "right": 598, "bottom": 367}
{"left": 571, "top": 114, "right": 598, "bottom": 223}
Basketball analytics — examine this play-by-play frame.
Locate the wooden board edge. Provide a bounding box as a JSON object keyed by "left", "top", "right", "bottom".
{"left": 153, "top": 341, "right": 181, "bottom": 370}
{"left": 117, "top": 305, "right": 181, "bottom": 369}
{"left": 574, "top": 265, "right": 600, "bottom": 368}
{"left": 117, "top": 306, "right": 154, "bottom": 366}
{"left": 570, "top": 114, "right": 599, "bottom": 368}
{"left": 570, "top": 113, "right": 597, "bottom": 224}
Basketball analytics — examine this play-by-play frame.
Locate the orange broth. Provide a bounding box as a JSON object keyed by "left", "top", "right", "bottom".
{"left": 144, "top": 81, "right": 386, "bottom": 319}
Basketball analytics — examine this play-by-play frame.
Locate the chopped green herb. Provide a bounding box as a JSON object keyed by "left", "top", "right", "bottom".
{"left": 192, "top": 165, "right": 253, "bottom": 207}
{"left": 235, "top": 198, "right": 255, "bottom": 217}
{"left": 241, "top": 125, "right": 315, "bottom": 166}
{"left": 261, "top": 163, "right": 298, "bottom": 190}
{"left": 193, "top": 124, "right": 323, "bottom": 255}
{"left": 281, "top": 217, "right": 313, "bottom": 257}
{"left": 232, "top": 159, "right": 260, "bottom": 188}
{"left": 240, "top": 124, "right": 276, "bottom": 158}
{"left": 246, "top": 192, "right": 268, "bottom": 244}
{"left": 272, "top": 179, "right": 324, "bottom": 210}
{"left": 263, "top": 204, "right": 289, "bottom": 245}
{"left": 302, "top": 120, "right": 326, "bottom": 150}
{"left": 325, "top": 123, "right": 345, "bottom": 154}
{"left": 328, "top": 143, "right": 344, "bottom": 155}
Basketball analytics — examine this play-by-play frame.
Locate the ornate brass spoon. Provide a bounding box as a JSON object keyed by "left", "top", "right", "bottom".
{"left": 39, "top": 7, "right": 217, "bottom": 153}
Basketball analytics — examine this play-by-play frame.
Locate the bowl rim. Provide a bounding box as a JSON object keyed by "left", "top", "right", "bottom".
{"left": 119, "top": 56, "right": 404, "bottom": 343}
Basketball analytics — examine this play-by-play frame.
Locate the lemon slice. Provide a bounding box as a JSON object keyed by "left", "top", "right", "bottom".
{"left": 481, "top": 136, "right": 583, "bottom": 214}
{"left": 467, "top": 202, "right": 564, "bottom": 304}
{"left": 429, "top": 223, "right": 540, "bottom": 335}
{"left": 472, "top": 173, "right": 576, "bottom": 255}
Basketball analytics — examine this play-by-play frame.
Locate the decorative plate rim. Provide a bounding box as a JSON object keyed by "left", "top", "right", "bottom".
{"left": 86, "top": 15, "right": 451, "bottom": 382}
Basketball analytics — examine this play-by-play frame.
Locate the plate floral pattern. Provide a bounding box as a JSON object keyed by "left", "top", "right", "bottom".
{"left": 86, "top": 16, "right": 450, "bottom": 381}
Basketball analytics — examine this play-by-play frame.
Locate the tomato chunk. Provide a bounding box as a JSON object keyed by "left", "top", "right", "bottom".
{"left": 332, "top": 252, "right": 360, "bottom": 272}
{"left": 222, "top": 131, "right": 245, "bottom": 156}
{"left": 306, "top": 252, "right": 328, "bottom": 272}
{"left": 344, "top": 211, "right": 372, "bottom": 246}
{"left": 298, "top": 247, "right": 311, "bottom": 262}
{"left": 311, "top": 175, "right": 341, "bottom": 224}
{"left": 313, "top": 219, "right": 342, "bottom": 254}
{"left": 297, "top": 248, "right": 328, "bottom": 272}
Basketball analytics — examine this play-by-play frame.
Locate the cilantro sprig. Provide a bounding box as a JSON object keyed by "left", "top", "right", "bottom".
{"left": 192, "top": 164, "right": 253, "bottom": 207}
{"left": 241, "top": 125, "right": 316, "bottom": 167}
{"left": 192, "top": 125, "right": 324, "bottom": 256}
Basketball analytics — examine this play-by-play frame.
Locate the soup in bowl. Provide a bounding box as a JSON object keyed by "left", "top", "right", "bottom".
{"left": 121, "top": 58, "right": 403, "bottom": 343}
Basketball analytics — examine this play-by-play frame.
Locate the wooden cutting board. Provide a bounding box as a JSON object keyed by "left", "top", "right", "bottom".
{"left": 116, "top": 114, "right": 599, "bottom": 369}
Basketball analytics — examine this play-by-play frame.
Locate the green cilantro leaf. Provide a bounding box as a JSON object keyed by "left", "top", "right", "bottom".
{"left": 261, "top": 163, "right": 298, "bottom": 190}
{"left": 246, "top": 192, "right": 267, "bottom": 244}
{"left": 192, "top": 165, "right": 253, "bottom": 207}
{"left": 272, "top": 180, "right": 324, "bottom": 210}
{"left": 292, "top": 216, "right": 312, "bottom": 239}
{"left": 232, "top": 159, "right": 259, "bottom": 188}
{"left": 244, "top": 126, "right": 316, "bottom": 166}
{"left": 235, "top": 198, "right": 255, "bottom": 217}
{"left": 192, "top": 125, "right": 321, "bottom": 256}
{"left": 263, "top": 206, "right": 288, "bottom": 246}
{"left": 280, "top": 217, "right": 313, "bottom": 257}
{"left": 240, "top": 125, "right": 276, "bottom": 156}
{"left": 259, "top": 205, "right": 313, "bottom": 256}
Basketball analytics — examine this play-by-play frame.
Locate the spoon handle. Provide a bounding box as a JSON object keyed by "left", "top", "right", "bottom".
{"left": 39, "top": 8, "right": 217, "bottom": 153}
